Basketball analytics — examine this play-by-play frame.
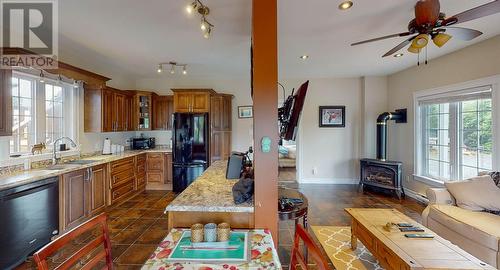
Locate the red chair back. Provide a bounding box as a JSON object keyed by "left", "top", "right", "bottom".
{"left": 34, "top": 213, "right": 113, "bottom": 270}
{"left": 290, "top": 224, "right": 330, "bottom": 270}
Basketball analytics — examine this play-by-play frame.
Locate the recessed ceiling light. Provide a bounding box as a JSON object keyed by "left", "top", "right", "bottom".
{"left": 299, "top": 55, "right": 309, "bottom": 60}
{"left": 338, "top": 1, "right": 353, "bottom": 10}
{"left": 394, "top": 53, "right": 404, "bottom": 58}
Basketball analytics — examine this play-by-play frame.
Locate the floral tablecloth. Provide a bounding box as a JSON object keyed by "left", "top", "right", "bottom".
{"left": 141, "top": 229, "right": 282, "bottom": 270}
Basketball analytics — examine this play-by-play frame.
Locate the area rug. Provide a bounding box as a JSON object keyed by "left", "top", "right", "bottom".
{"left": 311, "top": 226, "right": 383, "bottom": 270}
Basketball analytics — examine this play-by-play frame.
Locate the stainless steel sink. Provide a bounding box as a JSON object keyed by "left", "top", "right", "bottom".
{"left": 65, "top": 159, "right": 98, "bottom": 165}
{"left": 44, "top": 165, "right": 72, "bottom": 170}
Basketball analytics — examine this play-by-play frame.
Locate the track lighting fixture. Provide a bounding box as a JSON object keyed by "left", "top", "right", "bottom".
{"left": 185, "top": 0, "right": 214, "bottom": 39}
{"left": 157, "top": 62, "right": 188, "bottom": 75}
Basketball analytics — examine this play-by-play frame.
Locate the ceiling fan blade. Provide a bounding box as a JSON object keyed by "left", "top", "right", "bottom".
{"left": 382, "top": 36, "right": 417, "bottom": 57}
{"left": 445, "top": 0, "right": 500, "bottom": 25}
{"left": 351, "top": 32, "right": 411, "bottom": 46}
{"left": 443, "top": 27, "right": 483, "bottom": 41}
{"left": 415, "top": 0, "right": 441, "bottom": 26}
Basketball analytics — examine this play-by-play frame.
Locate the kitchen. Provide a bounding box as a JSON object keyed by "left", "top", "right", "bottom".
{"left": 0, "top": 0, "right": 282, "bottom": 268}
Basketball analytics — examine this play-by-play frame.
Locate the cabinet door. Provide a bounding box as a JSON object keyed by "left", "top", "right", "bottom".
{"left": 165, "top": 153, "right": 173, "bottom": 184}
{"left": 210, "top": 96, "right": 222, "bottom": 131}
{"left": 174, "top": 93, "right": 192, "bottom": 113}
{"left": 102, "top": 89, "right": 114, "bottom": 132}
{"left": 124, "top": 94, "right": 133, "bottom": 131}
{"left": 222, "top": 96, "right": 232, "bottom": 131}
{"left": 63, "top": 169, "right": 88, "bottom": 230}
{"left": 0, "top": 70, "right": 12, "bottom": 136}
{"left": 210, "top": 132, "right": 223, "bottom": 163}
{"left": 114, "top": 93, "right": 126, "bottom": 131}
{"left": 221, "top": 132, "right": 232, "bottom": 161}
{"left": 166, "top": 96, "right": 174, "bottom": 130}
{"left": 192, "top": 92, "right": 210, "bottom": 112}
{"left": 89, "top": 165, "right": 106, "bottom": 215}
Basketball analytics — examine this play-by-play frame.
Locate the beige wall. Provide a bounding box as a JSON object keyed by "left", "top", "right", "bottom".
{"left": 361, "top": 76, "right": 388, "bottom": 159}
{"left": 387, "top": 35, "right": 500, "bottom": 195}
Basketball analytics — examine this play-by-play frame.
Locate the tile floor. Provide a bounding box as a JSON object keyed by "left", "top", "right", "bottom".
{"left": 17, "top": 184, "right": 425, "bottom": 269}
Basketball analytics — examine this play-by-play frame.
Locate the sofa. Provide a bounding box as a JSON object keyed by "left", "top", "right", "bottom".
{"left": 422, "top": 187, "right": 500, "bottom": 268}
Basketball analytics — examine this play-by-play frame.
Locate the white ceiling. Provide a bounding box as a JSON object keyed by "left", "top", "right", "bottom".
{"left": 58, "top": 0, "right": 500, "bottom": 81}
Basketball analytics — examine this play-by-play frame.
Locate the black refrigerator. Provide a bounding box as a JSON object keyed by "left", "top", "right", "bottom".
{"left": 172, "top": 113, "right": 209, "bottom": 192}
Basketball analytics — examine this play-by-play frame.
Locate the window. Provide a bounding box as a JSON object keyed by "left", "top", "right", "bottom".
{"left": 416, "top": 85, "right": 494, "bottom": 182}
{"left": 9, "top": 72, "right": 78, "bottom": 156}
{"left": 10, "top": 77, "right": 35, "bottom": 153}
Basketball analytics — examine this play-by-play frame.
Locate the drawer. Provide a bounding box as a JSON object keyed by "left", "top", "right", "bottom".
{"left": 376, "top": 241, "right": 403, "bottom": 270}
{"left": 137, "top": 176, "right": 146, "bottom": 186}
{"left": 111, "top": 180, "right": 134, "bottom": 204}
{"left": 147, "top": 172, "right": 163, "bottom": 183}
{"left": 111, "top": 157, "right": 134, "bottom": 174}
{"left": 137, "top": 154, "right": 146, "bottom": 164}
{"left": 147, "top": 153, "right": 163, "bottom": 159}
{"left": 147, "top": 158, "right": 164, "bottom": 171}
{"left": 136, "top": 163, "right": 146, "bottom": 175}
{"left": 111, "top": 169, "right": 135, "bottom": 188}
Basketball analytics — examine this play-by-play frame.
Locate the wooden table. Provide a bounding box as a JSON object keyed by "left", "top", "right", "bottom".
{"left": 345, "top": 208, "right": 494, "bottom": 270}
{"left": 141, "top": 228, "right": 282, "bottom": 270}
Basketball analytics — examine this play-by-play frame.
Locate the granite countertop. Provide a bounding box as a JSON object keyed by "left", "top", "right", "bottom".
{"left": 0, "top": 148, "right": 172, "bottom": 191}
{"left": 165, "top": 160, "right": 254, "bottom": 213}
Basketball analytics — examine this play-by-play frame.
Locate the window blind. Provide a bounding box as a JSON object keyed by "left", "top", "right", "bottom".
{"left": 418, "top": 85, "right": 492, "bottom": 105}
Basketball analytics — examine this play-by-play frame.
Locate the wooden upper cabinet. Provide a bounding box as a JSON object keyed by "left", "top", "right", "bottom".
{"left": 0, "top": 70, "right": 12, "bottom": 136}
{"left": 172, "top": 89, "right": 214, "bottom": 113}
{"left": 84, "top": 86, "right": 135, "bottom": 132}
{"left": 192, "top": 92, "right": 210, "bottom": 113}
{"left": 153, "top": 94, "right": 173, "bottom": 130}
{"left": 174, "top": 92, "right": 192, "bottom": 113}
{"left": 133, "top": 92, "right": 152, "bottom": 131}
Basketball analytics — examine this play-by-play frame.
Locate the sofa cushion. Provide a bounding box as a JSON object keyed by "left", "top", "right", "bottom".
{"left": 445, "top": 175, "right": 500, "bottom": 211}
{"left": 428, "top": 204, "right": 500, "bottom": 251}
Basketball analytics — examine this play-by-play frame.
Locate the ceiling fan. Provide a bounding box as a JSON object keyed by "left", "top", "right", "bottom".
{"left": 351, "top": 0, "right": 500, "bottom": 58}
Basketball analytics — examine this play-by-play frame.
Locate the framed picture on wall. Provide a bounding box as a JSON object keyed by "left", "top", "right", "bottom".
{"left": 319, "top": 106, "right": 345, "bottom": 127}
{"left": 238, "top": 106, "right": 253, "bottom": 118}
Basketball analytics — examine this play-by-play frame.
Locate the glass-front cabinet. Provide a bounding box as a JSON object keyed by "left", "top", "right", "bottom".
{"left": 134, "top": 92, "right": 152, "bottom": 131}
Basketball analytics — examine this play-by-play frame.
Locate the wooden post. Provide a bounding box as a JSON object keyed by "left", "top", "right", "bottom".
{"left": 252, "top": 0, "right": 279, "bottom": 243}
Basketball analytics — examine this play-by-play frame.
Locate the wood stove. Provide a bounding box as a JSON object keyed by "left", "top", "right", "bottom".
{"left": 359, "top": 109, "right": 406, "bottom": 199}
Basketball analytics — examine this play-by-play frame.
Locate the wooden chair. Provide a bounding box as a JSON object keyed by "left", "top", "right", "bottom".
{"left": 290, "top": 224, "right": 330, "bottom": 270}
{"left": 33, "top": 213, "right": 113, "bottom": 270}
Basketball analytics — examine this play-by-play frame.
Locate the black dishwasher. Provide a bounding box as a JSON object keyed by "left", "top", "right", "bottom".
{"left": 0, "top": 177, "right": 59, "bottom": 269}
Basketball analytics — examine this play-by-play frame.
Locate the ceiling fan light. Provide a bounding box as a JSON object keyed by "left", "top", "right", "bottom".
{"left": 433, "top": 33, "right": 452, "bottom": 48}
{"left": 407, "top": 44, "right": 421, "bottom": 54}
{"left": 411, "top": 34, "right": 429, "bottom": 49}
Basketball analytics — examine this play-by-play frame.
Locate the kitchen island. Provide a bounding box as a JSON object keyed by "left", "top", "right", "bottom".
{"left": 165, "top": 160, "right": 254, "bottom": 230}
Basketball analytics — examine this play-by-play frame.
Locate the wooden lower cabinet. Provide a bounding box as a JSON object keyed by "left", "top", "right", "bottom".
{"left": 61, "top": 169, "right": 89, "bottom": 231}
{"left": 146, "top": 152, "right": 173, "bottom": 190}
{"left": 109, "top": 157, "right": 136, "bottom": 205}
{"left": 89, "top": 164, "right": 107, "bottom": 215}
{"left": 136, "top": 154, "right": 146, "bottom": 191}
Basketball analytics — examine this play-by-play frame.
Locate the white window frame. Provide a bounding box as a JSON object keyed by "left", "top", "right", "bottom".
{"left": 413, "top": 75, "right": 500, "bottom": 185}
{"left": 9, "top": 71, "right": 80, "bottom": 156}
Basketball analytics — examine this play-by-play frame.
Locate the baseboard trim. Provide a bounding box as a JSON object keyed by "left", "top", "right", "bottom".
{"left": 404, "top": 188, "right": 429, "bottom": 205}
{"left": 298, "top": 178, "right": 358, "bottom": 185}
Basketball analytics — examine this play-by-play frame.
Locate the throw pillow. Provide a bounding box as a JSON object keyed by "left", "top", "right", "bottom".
{"left": 445, "top": 175, "right": 500, "bottom": 211}
{"left": 478, "top": 171, "right": 500, "bottom": 187}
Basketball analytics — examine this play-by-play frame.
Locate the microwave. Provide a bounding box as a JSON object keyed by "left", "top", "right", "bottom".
{"left": 131, "top": 137, "right": 155, "bottom": 150}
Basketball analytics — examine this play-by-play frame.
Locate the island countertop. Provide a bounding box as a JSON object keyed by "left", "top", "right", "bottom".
{"left": 165, "top": 161, "right": 254, "bottom": 213}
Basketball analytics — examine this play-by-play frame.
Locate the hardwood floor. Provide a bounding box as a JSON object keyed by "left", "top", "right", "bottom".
{"left": 16, "top": 184, "right": 425, "bottom": 269}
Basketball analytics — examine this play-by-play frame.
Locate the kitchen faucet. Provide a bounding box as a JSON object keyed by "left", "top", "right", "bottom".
{"left": 52, "top": 137, "right": 77, "bottom": 165}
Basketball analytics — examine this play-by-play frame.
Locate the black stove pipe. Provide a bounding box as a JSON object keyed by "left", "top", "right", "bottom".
{"left": 376, "top": 109, "right": 407, "bottom": 161}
